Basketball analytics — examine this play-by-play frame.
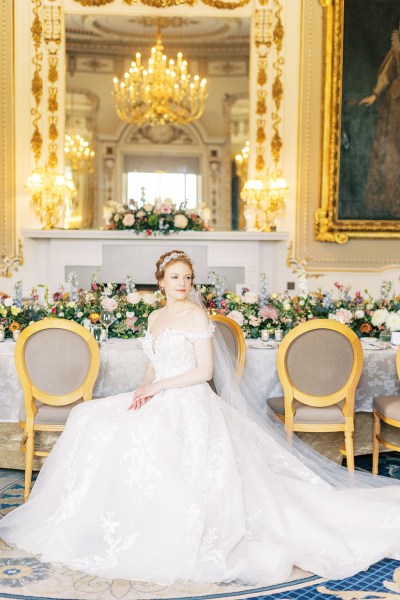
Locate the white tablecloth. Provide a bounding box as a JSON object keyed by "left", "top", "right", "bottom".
{"left": 0, "top": 338, "right": 399, "bottom": 422}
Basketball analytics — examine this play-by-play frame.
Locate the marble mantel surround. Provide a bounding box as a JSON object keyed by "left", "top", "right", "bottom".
{"left": 22, "top": 229, "right": 289, "bottom": 292}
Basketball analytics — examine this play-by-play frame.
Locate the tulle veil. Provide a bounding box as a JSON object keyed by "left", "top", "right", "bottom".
{"left": 190, "top": 288, "right": 400, "bottom": 490}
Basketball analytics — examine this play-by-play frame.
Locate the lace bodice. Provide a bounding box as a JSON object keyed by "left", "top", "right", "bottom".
{"left": 143, "top": 321, "right": 215, "bottom": 380}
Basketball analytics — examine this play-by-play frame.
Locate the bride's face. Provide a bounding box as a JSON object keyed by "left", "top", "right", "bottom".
{"left": 161, "top": 261, "right": 193, "bottom": 301}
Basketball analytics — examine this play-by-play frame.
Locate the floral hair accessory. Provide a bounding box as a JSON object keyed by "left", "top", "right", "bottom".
{"left": 158, "top": 252, "right": 188, "bottom": 273}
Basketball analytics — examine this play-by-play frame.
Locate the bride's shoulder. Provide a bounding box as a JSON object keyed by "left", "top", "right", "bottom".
{"left": 147, "top": 307, "right": 165, "bottom": 327}
{"left": 185, "top": 304, "right": 211, "bottom": 332}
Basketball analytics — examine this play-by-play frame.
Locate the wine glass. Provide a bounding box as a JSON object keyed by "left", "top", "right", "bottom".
{"left": 100, "top": 310, "right": 115, "bottom": 343}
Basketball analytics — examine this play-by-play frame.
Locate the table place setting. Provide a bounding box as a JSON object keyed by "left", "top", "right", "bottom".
{"left": 247, "top": 339, "right": 280, "bottom": 350}
{"left": 361, "top": 339, "right": 391, "bottom": 351}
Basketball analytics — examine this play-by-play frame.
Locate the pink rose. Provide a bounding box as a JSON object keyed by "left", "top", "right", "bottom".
{"left": 125, "top": 316, "right": 138, "bottom": 330}
{"left": 101, "top": 297, "right": 118, "bottom": 312}
{"left": 258, "top": 305, "right": 279, "bottom": 321}
{"left": 122, "top": 213, "right": 135, "bottom": 227}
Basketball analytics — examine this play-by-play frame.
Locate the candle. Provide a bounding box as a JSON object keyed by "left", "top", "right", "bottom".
{"left": 260, "top": 330, "right": 270, "bottom": 342}
{"left": 82, "top": 319, "right": 92, "bottom": 331}
{"left": 274, "top": 329, "right": 283, "bottom": 342}
{"left": 0, "top": 330, "right": 5, "bottom": 342}
{"left": 12, "top": 330, "right": 21, "bottom": 342}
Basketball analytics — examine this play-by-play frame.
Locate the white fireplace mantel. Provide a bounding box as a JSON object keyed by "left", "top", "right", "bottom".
{"left": 22, "top": 229, "right": 290, "bottom": 292}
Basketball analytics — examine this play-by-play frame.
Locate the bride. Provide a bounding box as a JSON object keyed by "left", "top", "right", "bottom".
{"left": 2, "top": 249, "right": 400, "bottom": 585}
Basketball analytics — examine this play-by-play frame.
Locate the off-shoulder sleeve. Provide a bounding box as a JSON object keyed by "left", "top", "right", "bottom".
{"left": 186, "top": 321, "right": 216, "bottom": 343}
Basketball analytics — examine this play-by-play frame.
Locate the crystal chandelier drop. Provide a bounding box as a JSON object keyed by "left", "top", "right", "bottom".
{"left": 113, "top": 34, "right": 207, "bottom": 126}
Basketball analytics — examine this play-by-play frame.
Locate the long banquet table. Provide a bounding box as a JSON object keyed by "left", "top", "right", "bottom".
{"left": 0, "top": 337, "right": 399, "bottom": 422}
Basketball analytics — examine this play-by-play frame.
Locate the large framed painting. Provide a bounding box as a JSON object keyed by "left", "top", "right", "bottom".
{"left": 315, "top": 0, "right": 400, "bottom": 243}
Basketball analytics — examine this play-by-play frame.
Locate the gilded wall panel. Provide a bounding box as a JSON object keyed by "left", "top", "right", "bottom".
{"left": 0, "top": 0, "right": 23, "bottom": 278}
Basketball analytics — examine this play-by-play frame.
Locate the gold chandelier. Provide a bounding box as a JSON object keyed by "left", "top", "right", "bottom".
{"left": 64, "top": 134, "right": 95, "bottom": 173}
{"left": 113, "top": 33, "right": 207, "bottom": 126}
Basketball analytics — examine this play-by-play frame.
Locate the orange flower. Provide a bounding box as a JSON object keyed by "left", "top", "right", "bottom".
{"left": 8, "top": 321, "right": 22, "bottom": 332}
{"left": 89, "top": 312, "right": 101, "bottom": 324}
{"left": 359, "top": 322, "right": 372, "bottom": 334}
{"left": 62, "top": 292, "right": 70, "bottom": 301}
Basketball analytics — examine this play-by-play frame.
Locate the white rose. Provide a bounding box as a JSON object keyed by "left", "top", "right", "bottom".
{"left": 227, "top": 310, "right": 244, "bottom": 327}
{"left": 283, "top": 303, "right": 291, "bottom": 311}
{"left": 385, "top": 312, "right": 400, "bottom": 332}
{"left": 29, "top": 321, "right": 35, "bottom": 326}
{"left": 127, "top": 292, "right": 141, "bottom": 305}
{"left": 371, "top": 308, "right": 389, "bottom": 327}
{"left": 114, "top": 214, "right": 121, "bottom": 222}
{"left": 4, "top": 298, "right": 13, "bottom": 307}
{"left": 59, "top": 312, "right": 64, "bottom": 317}
{"left": 68, "top": 301, "right": 76, "bottom": 308}
{"left": 242, "top": 291, "right": 258, "bottom": 304}
{"left": 142, "top": 293, "right": 156, "bottom": 306}
{"left": 77, "top": 311, "right": 83, "bottom": 318}
{"left": 299, "top": 300, "right": 305, "bottom": 306}
{"left": 174, "top": 214, "right": 189, "bottom": 229}
{"left": 126, "top": 311, "right": 135, "bottom": 318}
{"left": 271, "top": 293, "right": 277, "bottom": 299}
{"left": 116, "top": 312, "right": 122, "bottom": 319}
{"left": 355, "top": 309, "right": 365, "bottom": 319}
{"left": 143, "top": 203, "right": 154, "bottom": 213}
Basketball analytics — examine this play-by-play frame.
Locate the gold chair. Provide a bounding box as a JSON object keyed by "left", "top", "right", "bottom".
{"left": 267, "top": 319, "right": 364, "bottom": 471}
{"left": 372, "top": 347, "right": 400, "bottom": 474}
{"left": 209, "top": 314, "right": 246, "bottom": 384}
{"left": 15, "top": 318, "right": 101, "bottom": 501}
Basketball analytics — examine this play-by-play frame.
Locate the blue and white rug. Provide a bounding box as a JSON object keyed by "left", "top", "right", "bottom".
{"left": 0, "top": 469, "right": 399, "bottom": 600}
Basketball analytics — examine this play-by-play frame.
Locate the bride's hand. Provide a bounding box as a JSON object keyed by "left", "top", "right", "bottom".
{"left": 128, "top": 383, "right": 159, "bottom": 411}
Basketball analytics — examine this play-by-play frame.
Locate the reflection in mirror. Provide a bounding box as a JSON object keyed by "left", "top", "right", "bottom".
{"left": 65, "top": 91, "right": 98, "bottom": 228}
{"left": 65, "top": 14, "right": 249, "bottom": 230}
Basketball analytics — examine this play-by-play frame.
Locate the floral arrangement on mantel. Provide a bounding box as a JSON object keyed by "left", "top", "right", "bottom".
{"left": 103, "top": 198, "right": 209, "bottom": 236}
{"left": 1, "top": 276, "right": 400, "bottom": 341}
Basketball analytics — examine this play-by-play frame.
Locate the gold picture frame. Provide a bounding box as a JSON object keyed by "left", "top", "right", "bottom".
{"left": 315, "top": 0, "right": 400, "bottom": 244}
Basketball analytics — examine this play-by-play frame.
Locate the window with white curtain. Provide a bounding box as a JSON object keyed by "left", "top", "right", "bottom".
{"left": 124, "top": 155, "right": 201, "bottom": 210}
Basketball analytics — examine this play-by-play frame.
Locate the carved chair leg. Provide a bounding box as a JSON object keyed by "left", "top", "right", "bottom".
{"left": 372, "top": 410, "right": 381, "bottom": 476}
{"left": 24, "top": 431, "right": 34, "bottom": 502}
{"left": 344, "top": 431, "right": 354, "bottom": 472}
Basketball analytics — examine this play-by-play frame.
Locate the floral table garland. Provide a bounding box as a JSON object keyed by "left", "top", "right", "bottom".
{"left": 1, "top": 276, "right": 400, "bottom": 341}
{"left": 103, "top": 199, "right": 208, "bottom": 235}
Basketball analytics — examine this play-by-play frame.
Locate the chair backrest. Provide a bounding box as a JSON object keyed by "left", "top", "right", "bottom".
{"left": 209, "top": 314, "right": 246, "bottom": 384}
{"left": 276, "top": 319, "right": 363, "bottom": 411}
{"left": 15, "top": 318, "right": 101, "bottom": 411}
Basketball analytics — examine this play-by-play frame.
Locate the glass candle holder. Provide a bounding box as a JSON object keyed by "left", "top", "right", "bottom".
{"left": 92, "top": 324, "right": 103, "bottom": 344}
{"left": 12, "top": 330, "right": 21, "bottom": 342}
{"left": 260, "top": 330, "right": 270, "bottom": 342}
{"left": 0, "top": 329, "right": 5, "bottom": 342}
{"left": 274, "top": 329, "right": 283, "bottom": 342}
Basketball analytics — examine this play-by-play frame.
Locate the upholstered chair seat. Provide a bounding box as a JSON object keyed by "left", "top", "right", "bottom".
{"left": 18, "top": 399, "right": 83, "bottom": 424}
{"left": 373, "top": 396, "right": 400, "bottom": 420}
{"left": 267, "top": 396, "right": 345, "bottom": 424}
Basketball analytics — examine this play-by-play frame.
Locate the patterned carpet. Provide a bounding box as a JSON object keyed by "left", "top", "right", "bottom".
{"left": 0, "top": 463, "right": 400, "bottom": 600}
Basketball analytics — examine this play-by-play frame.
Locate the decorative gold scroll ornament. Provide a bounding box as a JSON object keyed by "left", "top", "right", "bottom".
{"left": 73, "top": 0, "right": 251, "bottom": 8}
{"left": 31, "top": 0, "right": 43, "bottom": 163}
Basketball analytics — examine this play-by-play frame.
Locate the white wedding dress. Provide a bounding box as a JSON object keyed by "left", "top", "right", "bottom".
{"left": 2, "top": 322, "right": 400, "bottom": 585}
